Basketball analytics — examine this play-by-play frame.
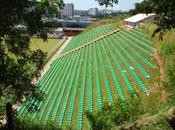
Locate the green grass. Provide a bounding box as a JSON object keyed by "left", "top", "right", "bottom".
{"left": 30, "top": 38, "right": 63, "bottom": 59}
{"left": 84, "top": 18, "right": 123, "bottom": 32}
{"left": 138, "top": 24, "right": 175, "bottom": 114}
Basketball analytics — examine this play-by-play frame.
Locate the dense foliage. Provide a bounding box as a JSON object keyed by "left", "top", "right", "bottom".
{"left": 0, "top": 0, "right": 63, "bottom": 114}
{"left": 86, "top": 97, "right": 141, "bottom": 130}
{"left": 95, "top": 0, "right": 118, "bottom": 8}
{"left": 0, "top": 116, "right": 61, "bottom": 130}
{"left": 130, "top": 0, "right": 175, "bottom": 39}
{"left": 151, "top": 1, "right": 175, "bottom": 32}
{"left": 129, "top": 1, "right": 153, "bottom": 15}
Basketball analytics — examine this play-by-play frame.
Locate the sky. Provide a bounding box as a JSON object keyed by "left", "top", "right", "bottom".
{"left": 64, "top": 0, "right": 141, "bottom": 11}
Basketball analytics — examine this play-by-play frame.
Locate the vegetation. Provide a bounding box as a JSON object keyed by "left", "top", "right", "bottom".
{"left": 86, "top": 96, "right": 141, "bottom": 130}
{"left": 63, "top": 24, "right": 119, "bottom": 53}
{"left": 125, "top": 24, "right": 175, "bottom": 130}
{"left": 0, "top": 0, "right": 63, "bottom": 129}
{"left": 129, "top": 1, "right": 153, "bottom": 15}
{"left": 89, "top": 11, "right": 128, "bottom": 20}
{"left": 117, "top": 107, "right": 175, "bottom": 130}
{"left": 142, "top": 24, "right": 175, "bottom": 104}
{"left": 95, "top": 0, "right": 118, "bottom": 8}
{"left": 95, "top": 0, "right": 118, "bottom": 17}
{"left": 16, "top": 23, "right": 156, "bottom": 130}
{"left": 129, "top": 0, "right": 175, "bottom": 39}
{"left": 84, "top": 23, "right": 175, "bottom": 130}
{"left": 30, "top": 38, "right": 63, "bottom": 59}
{"left": 1, "top": 116, "right": 61, "bottom": 130}
{"left": 1, "top": 0, "right": 175, "bottom": 130}
{"left": 84, "top": 18, "right": 124, "bottom": 32}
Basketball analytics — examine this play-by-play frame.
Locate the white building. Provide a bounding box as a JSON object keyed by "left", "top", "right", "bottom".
{"left": 62, "top": 3, "right": 74, "bottom": 18}
{"left": 89, "top": 8, "right": 98, "bottom": 16}
{"left": 124, "top": 13, "right": 155, "bottom": 28}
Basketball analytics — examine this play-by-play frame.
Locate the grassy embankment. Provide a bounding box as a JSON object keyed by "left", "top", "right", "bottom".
{"left": 115, "top": 24, "right": 175, "bottom": 130}
{"left": 84, "top": 18, "right": 124, "bottom": 32}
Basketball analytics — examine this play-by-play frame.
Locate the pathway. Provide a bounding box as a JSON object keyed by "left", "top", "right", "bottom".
{"left": 57, "top": 29, "right": 121, "bottom": 59}
{"left": 153, "top": 48, "right": 165, "bottom": 80}
{"left": 32, "top": 37, "right": 72, "bottom": 84}
{"left": 149, "top": 48, "right": 165, "bottom": 95}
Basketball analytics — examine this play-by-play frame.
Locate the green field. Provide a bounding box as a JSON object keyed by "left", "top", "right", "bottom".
{"left": 17, "top": 24, "right": 157, "bottom": 130}
{"left": 30, "top": 38, "right": 63, "bottom": 59}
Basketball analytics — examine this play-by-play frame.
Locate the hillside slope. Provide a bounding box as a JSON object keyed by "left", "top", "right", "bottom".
{"left": 114, "top": 24, "right": 175, "bottom": 130}
{"left": 117, "top": 106, "right": 175, "bottom": 130}
{"left": 16, "top": 23, "right": 158, "bottom": 130}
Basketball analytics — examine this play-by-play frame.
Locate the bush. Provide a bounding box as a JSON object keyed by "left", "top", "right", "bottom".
{"left": 86, "top": 96, "right": 141, "bottom": 130}
{"left": 13, "top": 116, "right": 62, "bottom": 130}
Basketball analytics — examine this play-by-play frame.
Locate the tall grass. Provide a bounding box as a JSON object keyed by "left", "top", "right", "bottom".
{"left": 84, "top": 19, "right": 123, "bottom": 32}
{"left": 140, "top": 24, "right": 175, "bottom": 112}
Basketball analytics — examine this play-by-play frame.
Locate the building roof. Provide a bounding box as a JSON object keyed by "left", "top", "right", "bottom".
{"left": 124, "top": 13, "right": 155, "bottom": 23}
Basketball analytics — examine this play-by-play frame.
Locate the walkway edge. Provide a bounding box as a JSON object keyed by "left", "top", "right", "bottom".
{"left": 32, "top": 37, "right": 72, "bottom": 85}
{"left": 58, "top": 29, "right": 121, "bottom": 59}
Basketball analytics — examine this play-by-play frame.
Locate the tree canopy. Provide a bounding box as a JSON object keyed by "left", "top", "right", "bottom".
{"left": 0, "top": 0, "right": 63, "bottom": 108}
{"left": 150, "top": 0, "right": 175, "bottom": 38}
{"left": 95, "top": 0, "right": 118, "bottom": 8}
{"left": 129, "top": 1, "right": 153, "bottom": 15}
{"left": 129, "top": 0, "right": 175, "bottom": 39}
{"left": 95, "top": 0, "right": 118, "bottom": 18}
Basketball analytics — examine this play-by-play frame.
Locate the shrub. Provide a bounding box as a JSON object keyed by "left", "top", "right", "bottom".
{"left": 86, "top": 96, "right": 141, "bottom": 130}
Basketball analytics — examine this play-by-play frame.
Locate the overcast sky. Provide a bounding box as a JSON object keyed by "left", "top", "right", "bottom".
{"left": 64, "top": 0, "right": 141, "bottom": 11}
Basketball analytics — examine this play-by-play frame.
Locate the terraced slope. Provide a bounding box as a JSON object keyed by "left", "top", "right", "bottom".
{"left": 17, "top": 26, "right": 156, "bottom": 130}
{"left": 61, "top": 24, "right": 118, "bottom": 54}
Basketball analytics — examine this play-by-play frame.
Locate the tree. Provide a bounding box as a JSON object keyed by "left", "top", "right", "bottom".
{"left": 0, "top": 0, "right": 63, "bottom": 116}
{"left": 150, "top": 0, "right": 175, "bottom": 39}
{"left": 95, "top": 0, "right": 118, "bottom": 18}
{"left": 129, "top": 1, "right": 153, "bottom": 15}
{"left": 130, "top": 0, "right": 175, "bottom": 40}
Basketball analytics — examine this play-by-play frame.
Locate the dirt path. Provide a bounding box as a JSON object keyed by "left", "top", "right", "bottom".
{"left": 153, "top": 49, "right": 171, "bottom": 103}
{"left": 32, "top": 37, "right": 72, "bottom": 84}
{"left": 148, "top": 49, "right": 165, "bottom": 95}
{"left": 153, "top": 48, "right": 165, "bottom": 80}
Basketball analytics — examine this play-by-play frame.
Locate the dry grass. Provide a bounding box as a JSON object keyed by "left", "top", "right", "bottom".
{"left": 84, "top": 19, "right": 123, "bottom": 32}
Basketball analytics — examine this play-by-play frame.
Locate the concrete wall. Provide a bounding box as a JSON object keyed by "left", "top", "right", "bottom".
{"left": 125, "top": 22, "right": 136, "bottom": 27}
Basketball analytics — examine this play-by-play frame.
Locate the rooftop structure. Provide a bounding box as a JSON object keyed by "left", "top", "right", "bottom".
{"left": 124, "top": 13, "right": 155, "bottom": 27}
